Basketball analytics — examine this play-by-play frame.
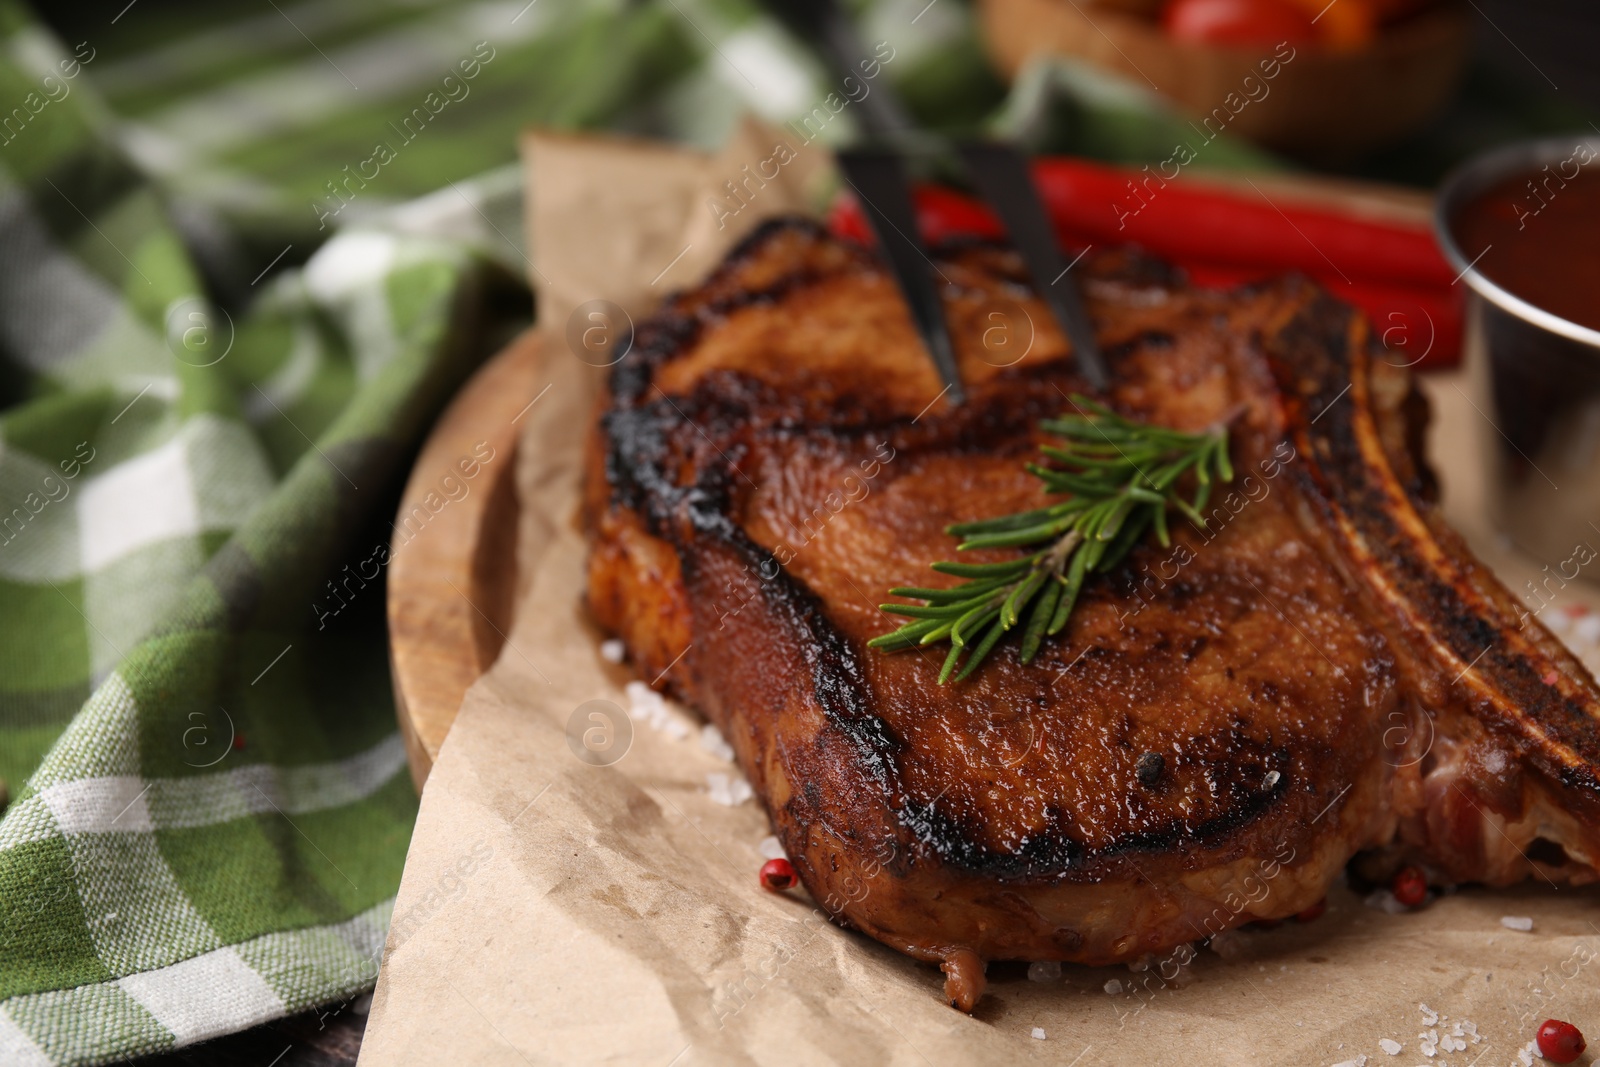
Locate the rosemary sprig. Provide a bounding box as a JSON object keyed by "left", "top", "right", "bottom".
{"left": 867, "top": 396, "right": 1233, "bottom": 684}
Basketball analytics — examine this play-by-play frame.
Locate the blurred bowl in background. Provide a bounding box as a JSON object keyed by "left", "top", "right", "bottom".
{"left": 1435, "top": 134, "right": 1600, "bottom": 580}
{"left": 977, "top": 0, "right": 1471, "bottom": 160}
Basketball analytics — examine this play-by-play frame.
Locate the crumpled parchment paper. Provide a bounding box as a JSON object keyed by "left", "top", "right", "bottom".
{"left": 358, "top": 126, "right": 1600, "bottom": 1067}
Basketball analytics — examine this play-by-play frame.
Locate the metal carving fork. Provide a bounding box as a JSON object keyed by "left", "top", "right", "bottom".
{"left": 763, "top": 0, "right": 1110, "bottom": 405}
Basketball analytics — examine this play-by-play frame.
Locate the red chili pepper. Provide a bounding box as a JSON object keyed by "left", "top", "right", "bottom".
{"left": 760, "top": 858, "right": 798, "bottom": 892}
{"left": 1295, "top": 898, "right": 1327, "bottom": 922}
{"left": 1030, "top": 158, "right": 1454, "bottom": 290}
{"left": 828, "top": 184, "right": 1008, "bottom": 247}
{"left": 1391, "top": 866, "right": 1428, "bottom": 907}
{"left": 827, "top": 157, "right": 1462, "bottom": 368}
{"left": 1538, "top": 1019, "right": 1586, "bottom": 1063}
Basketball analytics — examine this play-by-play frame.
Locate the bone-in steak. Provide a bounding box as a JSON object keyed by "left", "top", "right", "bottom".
{"left": 584, "top": 218, "right": 1600, "bottom": 1010}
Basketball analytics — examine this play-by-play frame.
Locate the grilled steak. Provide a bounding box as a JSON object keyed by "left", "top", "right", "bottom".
{"left": 584, "top": 218, "right": 1600, "bottom": 1010}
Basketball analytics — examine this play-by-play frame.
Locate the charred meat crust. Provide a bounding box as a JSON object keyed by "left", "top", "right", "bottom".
{"left": 587, "top": 216, "right": 1600, "bottom": 977}
{"left": 1265, "top": 292, "right": 1600, "bottom": 805}
{"left": 600, "top": 219, "right": 1310, "bottom": 879}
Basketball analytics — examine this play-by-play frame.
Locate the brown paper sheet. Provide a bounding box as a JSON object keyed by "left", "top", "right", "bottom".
{"left": 359, "top": 131, "right": 1600, "bottom": 1067}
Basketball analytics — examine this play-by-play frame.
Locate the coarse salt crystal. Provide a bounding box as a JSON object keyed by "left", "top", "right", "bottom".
{"left": 1419, "top": 1004, "right": 1437, "bottom": 1026}
{"left": 1501, "top": 915, "right": 1534, "bottom": 932}
{"left": 1207, "top": 930, "right": 1249, "bottom": 960}
{"left": 1379, "top": 1038, "right": 1402, "bottom": 1055}
{"left": 1519, "top": 1039, "right": 1538, "bottom": 1065}
{"left": 1028, "top": 961, "right": 1062, "bottom": 982}
{"left": 1103, "top": 979, "right": 1123, "bottom": 995}
{"left": 1031, "top": 1027, "right": 1047, "bottom": 1040}
{"left": 706, "top": 772, "right": 753, "bottom": 806}
{"left": 625, "top": 681, "right": 665, "bottom": 723}
{"left": 700, "top": 723, "right": 735, "bottom": 761}
{"left": 1419, "top": 1028, "right": 1438, "bottom": 1057}
{"left": 626, "top": 681, "right": 693, "bottom": 739}
{"left": 600, "top": 639, "right": 626, "bottom": 663}
{"left": 758, "top": 835, "right": 786, "bottom": 860}
{"left": 1365, "top": 889, "right": 1410, "bottom": 915}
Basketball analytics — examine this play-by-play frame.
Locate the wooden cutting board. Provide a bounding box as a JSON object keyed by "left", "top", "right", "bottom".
{"left": 386, "top": 178, "right": 1440, "bottom": 790}
{"left": 386, "top": 329, "right": 540, "bottom": 789}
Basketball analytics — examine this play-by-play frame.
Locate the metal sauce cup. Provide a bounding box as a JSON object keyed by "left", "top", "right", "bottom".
{"left": 1434, "top": 135, "right": 1600, "bottom": 580}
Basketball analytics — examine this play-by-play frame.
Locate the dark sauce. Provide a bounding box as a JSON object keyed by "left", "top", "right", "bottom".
{"left": 1451, "top": 148, "right": 1600, "bottom": 332}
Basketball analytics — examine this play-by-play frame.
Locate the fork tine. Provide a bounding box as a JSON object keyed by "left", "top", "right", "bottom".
{"left": 838, "top": 148, "right": 967, "bottom": 407}
{"left": 956, "top": 141, "right": 1110, "bottom": 392}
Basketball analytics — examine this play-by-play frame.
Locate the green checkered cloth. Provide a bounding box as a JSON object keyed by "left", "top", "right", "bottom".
{"left": 0, "top": 0, "right": 1341, "bottom": 1062}
{"left": 0, "top": 18, "right": 511, "bottom": 1067}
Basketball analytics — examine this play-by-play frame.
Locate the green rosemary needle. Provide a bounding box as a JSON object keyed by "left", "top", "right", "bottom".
{"left": 867, "top": 396, "right": 1233, "bottom": 684}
